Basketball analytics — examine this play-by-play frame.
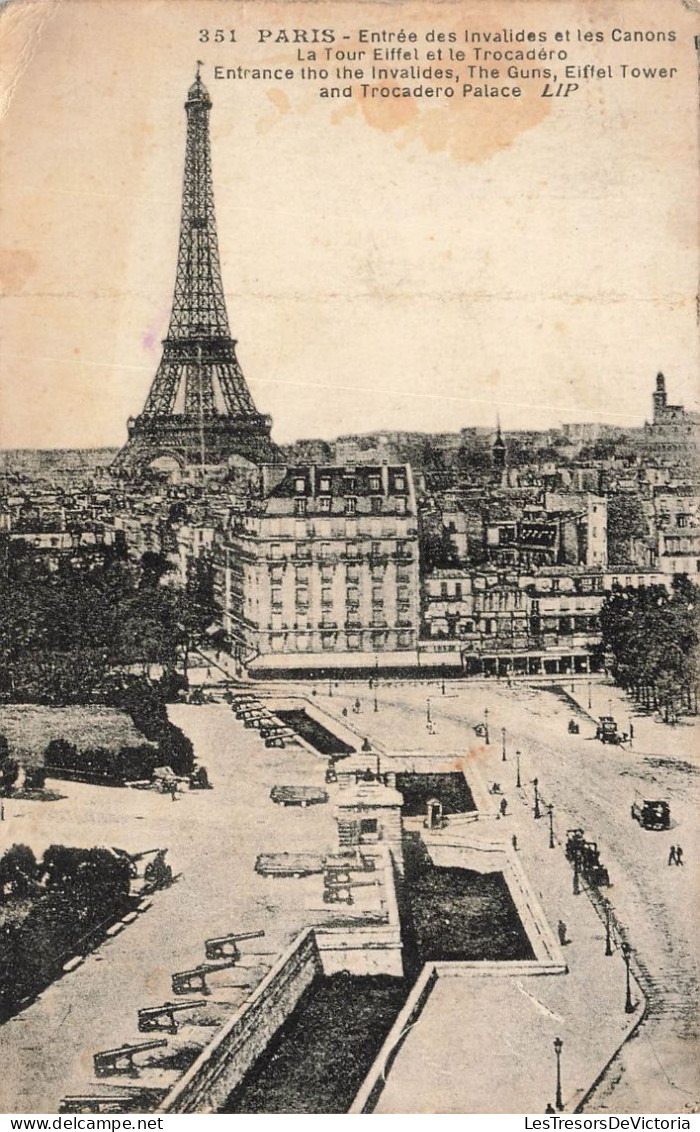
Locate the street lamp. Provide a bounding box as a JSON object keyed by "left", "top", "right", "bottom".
{"left": 501, "top": 726, "right": 507, "bottom": 762}
{"left": 533, "top": 777, "right": 541, "bottom": 819}
{"left": 587, "top": 680, "right": 592, "bottom": 710}
{"left": 516, "top": 749, "right": 522, "bottom": 788}
{"left": 621, "top": 941, "right": 635, "bottom": 1013}
{"left": 547, "top": 802, "right": 554, "bottom": 849}
{"left": 604, "top": 900, "right": 613, "bottom": 957}
{"left": 441, "top": 665, "right": 446, "bottom": 695}
{"left": 553, "top": 1037, "right": 564, "bottom": 1111}
{"left": 572, "top": 848, "right": 580, "bottom": 895}
{"left": 426, "top": 698, "right": 432, "bottom": 726}
{"left": 373, "top": 657, "right": 379, "bottom": 713}
{"left": 484, "top": 708, "right": 490, "bottom": 745}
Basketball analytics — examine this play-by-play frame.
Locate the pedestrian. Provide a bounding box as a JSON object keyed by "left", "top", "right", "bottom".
{"left": 512, "top": 834, "right": 518, "bottom": 852}
{"left": 675, "top": 845, "right": 684, "bottom": 867}
{"left": 545, "top": 1104, "right": 556, "bottom": 1114}
{"left": 500, "top": 797, "right": 508, "bottom": 817}
{"left": 668, "top": 846, "right": 677, "bottom": 866}
{"left": 629, "top": 722, "right": 634, "bottom": 740}
{"left": 557, "top": 920, "right": 569, "bottom": 946}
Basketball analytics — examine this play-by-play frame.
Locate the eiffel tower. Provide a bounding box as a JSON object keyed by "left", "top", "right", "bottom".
{"left": 115, "top": 67, "right": 278, "bottom": 474}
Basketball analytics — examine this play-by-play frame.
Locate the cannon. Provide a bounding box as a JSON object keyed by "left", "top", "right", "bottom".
{"left": 137, "top": 999, "right": 206, "bottom": 1034}
{"left": 171, "top": 961, "right": 237, "bottom": 996}
{"left": 93, "top": 1039, "right": 167, "bottom": 1078}
{"left": 322, "top": 873, "right": 378, "bottom": 905}
{"left": 59, "top": 1096, "right": 135, "bottom": 1115}
{"left": 204, "top": 929, "right": 265, "bottom": 962}
{"left": 59, "top": 1092, "right": 162, "bottom": 1115}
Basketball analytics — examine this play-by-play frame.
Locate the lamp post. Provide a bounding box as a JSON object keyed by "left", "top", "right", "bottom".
{"left": 501, "top": 726, "right": 507, "bottom": 762}
{"left": 441, "top": 665, "right": 446, "bottom": 695}
{"left": 588, "top": 680, "right": 592, "bottom": 710}
{"left": 516, "top": 749, "right": 522, "bottom": 788}
{"left": 329, "top": 678, "right": 333, "bottom": 698}
{"left": 553, "top": 1037, "right": 564, "bottom": 1111}
{"left": 373, "top": 657, "right": 379, "bottom": 713}
{"left": 533, "top": 777, "right": 541, "bottom": 819}
{"left": 547, "top": 802, "right": 555, "bottom": 849}
{"left": 484, "top": 708, "right": 490, "bottom": 745}
{"left": 604, "top": 900, "right": 613, "bottom": 957}
{"left": 622, "top": 941, "right": 635, "bottom": 1013}
{"left": 426, "top": 698, "right": 432, "bottom": 727}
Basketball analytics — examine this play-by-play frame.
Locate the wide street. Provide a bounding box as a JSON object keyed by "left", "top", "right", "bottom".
{"left": 308, "top": 674, "right": 699, "bottom": 1113}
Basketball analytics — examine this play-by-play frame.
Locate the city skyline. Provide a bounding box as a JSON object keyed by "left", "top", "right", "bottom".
{"left": 1, "top": 0, "right": 698, "bottom": 452}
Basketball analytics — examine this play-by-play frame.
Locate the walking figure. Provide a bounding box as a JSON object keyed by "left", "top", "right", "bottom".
{"left": 668, "top": 846, "right": 677, "bottom": 866}
{"left": 500, "top": 797, "right": 508, "bottom": 817}
{"left": 675, "top": 845, "right": 684, "bottom": 867}
{"left": 557, "top": 920, "right": 569, "bottom": 946}
{"left": 512, "top": 834, "right": 518, "bottom": 852}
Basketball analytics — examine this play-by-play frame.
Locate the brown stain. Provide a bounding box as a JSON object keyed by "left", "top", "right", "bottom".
{"left": 0, "top": 248, "right": 37, "bottom": 294}
{"left": 212, "top": 0, "right": 554, "bottom": 163}
{"left": 266, "top": 88, "right": 291, "bottom": 114}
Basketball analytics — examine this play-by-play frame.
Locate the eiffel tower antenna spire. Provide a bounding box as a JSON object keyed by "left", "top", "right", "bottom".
{"left": 115, "top": 69, "right": 278, "bottom": 475}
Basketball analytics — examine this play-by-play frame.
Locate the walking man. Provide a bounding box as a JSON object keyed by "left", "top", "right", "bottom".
{"left": 668, "top": 845, "right": 677, "bottom": 866}
{"left": 675, "top": 845, "right": 684, "bottom": 866}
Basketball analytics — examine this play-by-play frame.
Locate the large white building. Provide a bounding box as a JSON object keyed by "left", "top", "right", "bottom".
{"left": 216, "top": 464, "right": 420, "bottom": 664}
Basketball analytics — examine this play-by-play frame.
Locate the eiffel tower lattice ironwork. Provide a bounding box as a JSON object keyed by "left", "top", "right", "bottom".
{"left": 115, "top": 67, "right": 278, "bottom": 473}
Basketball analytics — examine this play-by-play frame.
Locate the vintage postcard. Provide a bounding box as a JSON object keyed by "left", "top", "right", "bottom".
{"left": 0, "top": 0, "right": 698, "bottom": 1118}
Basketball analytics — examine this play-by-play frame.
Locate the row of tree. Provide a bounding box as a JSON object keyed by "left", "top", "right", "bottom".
{"left": 598, "top": 577, "right": 698, "bottom": 720}
{"left": 44, "top": 739, "right": 161, "bottom": 784}
{"left": 0, "top": 844, "right": 132, "bottom": 1021}
{"left": 0, "top": 544, "right": 216, "bottom": 702}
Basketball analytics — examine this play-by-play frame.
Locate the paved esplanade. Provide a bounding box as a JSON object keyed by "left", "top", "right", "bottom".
{"left": 0, "top": 705, "right": 335, "bottom": 1113}
{"left": 313, "top": 676, "right": 698, "bottom": 1113}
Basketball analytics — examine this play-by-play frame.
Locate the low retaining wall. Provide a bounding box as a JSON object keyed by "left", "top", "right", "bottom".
{"left": 316, "top": 849, "right": 403, "bottom": 977}
{"left": 261, "top": 694, "right": 377, "bottom": 754}
{"left": 425, "top": 839, "right": 565, "bottom": 970}
{"left": 158, "top": 928, "right": 322, "bottom": 1114}
{"left": 349, "top": 963, "right": 438, "bottom": 1114}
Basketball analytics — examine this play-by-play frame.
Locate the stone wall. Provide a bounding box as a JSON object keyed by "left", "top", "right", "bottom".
{"left": 159, "top": 928, "right": 322, "bottom": 1114}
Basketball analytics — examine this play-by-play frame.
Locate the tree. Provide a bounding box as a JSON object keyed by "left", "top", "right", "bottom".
{"left": 599, "top": 580, "right": 698, "bottom": 715}
{"left": 0, "top": 844, "right": 39, "bottom": 900}
{"left": 0, "top": 757, "right": 19, "bottom": 797}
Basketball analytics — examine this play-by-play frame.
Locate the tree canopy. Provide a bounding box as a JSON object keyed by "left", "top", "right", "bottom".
{"left": 599, "top": 578, "right": 698, "bottom": 719}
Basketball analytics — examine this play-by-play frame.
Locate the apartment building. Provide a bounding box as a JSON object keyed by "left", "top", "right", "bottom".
{"left": 217, "top": 464, "right": 420, "bottom": 660}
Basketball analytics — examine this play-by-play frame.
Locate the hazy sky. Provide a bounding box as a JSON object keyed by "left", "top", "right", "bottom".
{"left": 0, "top": 0, "right": 697, "bottom": 449}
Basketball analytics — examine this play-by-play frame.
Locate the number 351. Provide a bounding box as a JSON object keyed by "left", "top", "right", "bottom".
{"left": 199, "top": 29, "right": 237, "bottom": 42}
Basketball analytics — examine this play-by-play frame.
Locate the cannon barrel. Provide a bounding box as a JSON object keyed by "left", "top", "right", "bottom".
{"left": 173, "top": 961, "right": 237, "bottom": 979}
{"left": 95, "top": 1039, "right": 167, "bottom": 1060}
{"left": 138, "top": 999, "right": 205, "bottom": 1018}
{"left": 205, "top": 929, "right": 265, "bottom": 947}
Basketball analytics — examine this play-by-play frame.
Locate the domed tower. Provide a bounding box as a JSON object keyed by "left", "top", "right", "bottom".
{"left": 115, "top": 67, "right": 278, "bottom": 475}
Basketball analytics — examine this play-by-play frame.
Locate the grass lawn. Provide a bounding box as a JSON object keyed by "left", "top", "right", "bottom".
{"left": 0, "top": 705, "right": 152, "bottom": 765}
